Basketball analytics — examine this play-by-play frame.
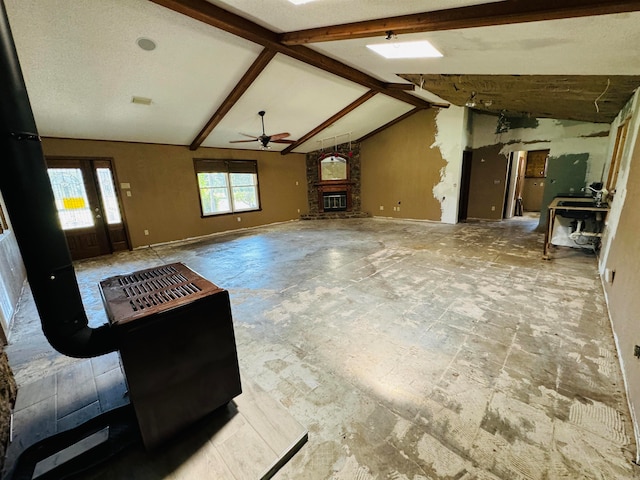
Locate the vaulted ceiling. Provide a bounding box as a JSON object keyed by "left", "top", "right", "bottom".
{"left": 5, "top": 0, "right": 640, "bottom": 154}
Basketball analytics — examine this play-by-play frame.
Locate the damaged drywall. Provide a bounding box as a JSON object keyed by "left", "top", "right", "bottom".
{"left": 469, "top": 113, "right": 611, "bottom": 224}
{"left": 431, "top": 105, "right": 470, "bottom": 224}
{"left": 539, "top": 153, "right": 589, "bottom": 228}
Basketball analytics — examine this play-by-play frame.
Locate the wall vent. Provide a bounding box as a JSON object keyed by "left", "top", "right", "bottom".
{"left": 131, "top": 96, "right": 152, "bottom": 106}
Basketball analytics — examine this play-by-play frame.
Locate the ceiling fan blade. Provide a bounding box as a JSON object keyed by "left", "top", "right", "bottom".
{"left": 269, "top": 132, "right": 291, "bottom": 141}
{"left": 271, "top": 139, "right": 296, "bottom": 144}
{"left": 239, "top": 133, "right": 258, "bottom": 139}
{"left": 229, "top": 139, "right": 259, "bottom": 143}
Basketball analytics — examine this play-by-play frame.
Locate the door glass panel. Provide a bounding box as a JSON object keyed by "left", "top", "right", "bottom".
{"left": 47, "top": 168, "right": 94, "bottom": 230}
{"left": 96, "top": 168, "right": 122, "bottom": 224}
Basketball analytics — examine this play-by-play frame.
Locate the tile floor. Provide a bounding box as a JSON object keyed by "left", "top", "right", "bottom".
{"left": 5, "top": 215, "right": 640, "bottom": 479}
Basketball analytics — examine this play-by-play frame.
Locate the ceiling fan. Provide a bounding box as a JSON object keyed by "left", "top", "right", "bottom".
{"left": 230, "top": 111, "right": 295, "bottom": 149}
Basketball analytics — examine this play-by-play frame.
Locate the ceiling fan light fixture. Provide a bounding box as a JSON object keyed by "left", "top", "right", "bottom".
{"left": 366, "top": 40, "right": 443, "bottom": 59}
{"left": 230, "top": 111, "right": 292, "bottom": 149}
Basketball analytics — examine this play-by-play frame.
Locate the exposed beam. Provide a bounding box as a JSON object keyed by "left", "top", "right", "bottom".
{"left": 356, "top": 108, "right": 422, "bottom": 143}
{"left": 151, "top": 0, "right": 280, "bottom": 47}
{"left": 281, "top": 91, "right": 378, "bottom": 155}
{"left": 280, "top": 0, "right": 640, "bottom": 44}
{"left": 284, "top": 45, "right": 429, "bottom": 108}
{"left": 385, "top": 83, "right": 415, "bottom": 91}
{"left": 150, "top": 0, "right": 432, "bottom": 109}
{"left": 190, "top": 48, "right": 276, "bottom": 150}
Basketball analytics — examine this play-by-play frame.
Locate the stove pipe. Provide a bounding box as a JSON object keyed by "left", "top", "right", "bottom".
{"left": 0, "top": 1, "right": 116, "bottom": 358}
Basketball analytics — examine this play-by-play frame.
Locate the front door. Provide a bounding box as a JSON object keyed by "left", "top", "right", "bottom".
{"left": 46, "top": 157, "right": 129, "bottom": 260}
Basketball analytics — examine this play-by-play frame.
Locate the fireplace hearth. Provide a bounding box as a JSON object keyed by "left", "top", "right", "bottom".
{"left": 302, "top": 143, "right": 369, "bottom": 219}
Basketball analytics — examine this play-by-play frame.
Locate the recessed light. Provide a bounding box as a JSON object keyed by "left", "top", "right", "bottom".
{"left": 136, "top": 37, "right": 156, "bottom": 51}
{"left": 367, "top": 40, "right": 443, "bottom": 59}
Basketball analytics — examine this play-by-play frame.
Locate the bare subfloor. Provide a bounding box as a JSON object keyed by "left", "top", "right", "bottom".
{"left": 5, "top": 216, "right": 640, "bottom": 479}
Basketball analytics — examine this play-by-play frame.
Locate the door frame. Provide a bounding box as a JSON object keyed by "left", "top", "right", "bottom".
{"left": 458, "top": 150, "right": 473, "bottom": 222}
{"left": 46, "top": 156, "right": 131, "bottom": 259}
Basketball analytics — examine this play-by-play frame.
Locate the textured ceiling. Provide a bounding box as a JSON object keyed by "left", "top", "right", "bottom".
{"left": 399, "top": 74, "right": 640, "bottom": 123}
{"left": 5, "top": 0, "right": 640, "bottom": 153}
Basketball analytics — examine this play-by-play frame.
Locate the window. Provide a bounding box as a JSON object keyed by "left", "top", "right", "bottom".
{"left": 96, "top": 167, "right": 122, "bottom": 224}
{"left": 194, "top": 159, "right": 260, "bottom": 216}
{"left": 0, "top": 198, "right": 8, "bottom": 234}
{"left": 47, "top": 168, "right": 94, "bottom": 229}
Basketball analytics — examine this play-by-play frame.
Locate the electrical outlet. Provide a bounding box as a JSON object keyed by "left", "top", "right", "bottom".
{"left": 297, "top": 208, "right": 300, "bottom": 213}
{"left": 491, "top": 206, "right": 496, "bottom": 211}
{"left": 237, "top": 217, "right": 241, "bottom": 222}
{"left": 379, "top": 206, "right": 384, "bottom": 211}
{"left": 144, "top": 229, "right": 149, "bottom": 236}
{"left": 397, "top": 206, "right": 400, "bottom": 211}
{"left": 126, "top": 191, "right": 132, "bottom": 197}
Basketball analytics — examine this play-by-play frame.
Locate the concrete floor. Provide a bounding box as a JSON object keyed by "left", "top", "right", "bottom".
{"left": 5, "top": 215, "right": 640, "bottom": 479}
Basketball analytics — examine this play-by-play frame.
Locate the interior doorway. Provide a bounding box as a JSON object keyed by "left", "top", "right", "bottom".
{"left": 458, "top": 150, "right": 473, "bottom": 222}
{"left": 503, "top": 151, "right": 527, "bottom": 219}
{"left": 46, "top": 157, "right": 129, "bottom": 260}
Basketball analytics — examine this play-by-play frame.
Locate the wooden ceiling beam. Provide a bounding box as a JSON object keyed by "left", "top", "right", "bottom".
{"left": 283, "top": 45, "right": 429, "bottom": 108}
{"left": 356, "top": 108, "right": 422, "bottom": 143}
{"left": 280, "top": 0, "right": 640, "bottom": 44}
{"left": 150, "top": 0, "right": 433, "bottom": 109}
{"left": 190, "top": 48, "right": 276, "bottom": 150}
{"left": 385, "top": 83, "right": 415, "bottom": 91}
{"left": 281, "top": 91, "right": 378, "bottom": 155}
{"left": 151, "top": 0, "right": 280, "bottom": 47}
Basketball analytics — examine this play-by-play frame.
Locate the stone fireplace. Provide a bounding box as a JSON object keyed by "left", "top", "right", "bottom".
{"left": 301, "top": 142, "right": 369, "bottom": 219}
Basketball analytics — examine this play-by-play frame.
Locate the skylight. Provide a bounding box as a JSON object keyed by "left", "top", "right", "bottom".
{"left": 367, "top": 40, "right": 443, "bottom": 59}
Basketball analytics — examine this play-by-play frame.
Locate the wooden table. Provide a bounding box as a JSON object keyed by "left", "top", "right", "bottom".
{"left": 543, "top": 196, "right": 610, "bottom": 259}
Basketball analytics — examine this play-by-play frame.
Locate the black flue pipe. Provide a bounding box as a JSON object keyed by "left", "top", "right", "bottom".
{"left": 0, "top": 1, "right": 116, "bottom": 357}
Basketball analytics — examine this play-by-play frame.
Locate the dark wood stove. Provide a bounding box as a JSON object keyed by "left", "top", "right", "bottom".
{"left": 99, "top": 262, "right": 242, "bottom": 449}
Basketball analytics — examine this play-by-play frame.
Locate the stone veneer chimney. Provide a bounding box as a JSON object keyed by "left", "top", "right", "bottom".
{"left": 301, "top": 142, "right": 369, "bottom": 219}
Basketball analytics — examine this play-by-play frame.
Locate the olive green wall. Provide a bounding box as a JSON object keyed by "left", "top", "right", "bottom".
{"left": 470, "top": 112, "right": 610, "bottom": 223}
{"left": 41, "top": 139, "right": 308, "bottom": 248}
{"left": 538, "top": 153, "right": 589, "bottom": 228}
{"left": 360, "top": 109, "right": 447, "bottom": 221}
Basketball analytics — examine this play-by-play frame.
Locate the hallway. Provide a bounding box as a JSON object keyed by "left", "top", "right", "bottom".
{"left": 4, "top": 216, "right": 639, "bottom": 479}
